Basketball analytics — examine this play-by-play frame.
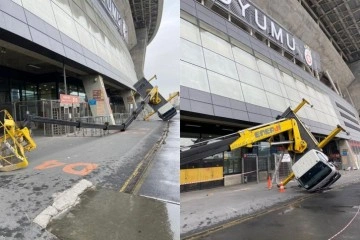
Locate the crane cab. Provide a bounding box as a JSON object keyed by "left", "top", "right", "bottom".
{"left": 292, "top": 149, "right": 341, "bottom": 192}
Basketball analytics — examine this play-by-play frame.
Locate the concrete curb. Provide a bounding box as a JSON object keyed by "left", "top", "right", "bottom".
{"left": 33, "top": 179, "right": 94, "bottom": 229}
{"left": 120, "top": 121, "right": 170, "bottom": 194}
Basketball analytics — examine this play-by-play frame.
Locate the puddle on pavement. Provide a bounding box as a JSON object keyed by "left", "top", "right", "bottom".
{"left": 48, "top": 188, "right": 180, "bottom": 240}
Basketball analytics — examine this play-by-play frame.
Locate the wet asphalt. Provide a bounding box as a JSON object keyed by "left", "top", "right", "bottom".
{"left": 48, "top": 189, "right": 176, "bottom": 240}
{"left": 46, "top": 114, "right": 180, "bottom": 240}
{"left": 137, "top": 114, "right": 180, "bottom": 203}
{"left": 181, "top": 170, "right": 360, "bottom": 239}
{"left": 198, "top": 182, "right": 360, "bottom": 240}
{"left": 0, "top": 119, "right": 167, "bottom": 239}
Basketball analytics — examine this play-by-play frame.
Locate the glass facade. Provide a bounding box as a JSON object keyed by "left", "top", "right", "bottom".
{"left": 11, "top": 0, "right": 137, "bottom": 85}
{"left": 180, "top": 18, "right": 342, "bottom": 128}
{"left": 223, "top": 149, "right": 242, "bottom": 175}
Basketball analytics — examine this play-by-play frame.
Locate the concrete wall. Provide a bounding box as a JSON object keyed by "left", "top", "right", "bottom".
{"left": 339, "top": 140, "right": 360, "bottom": 170}
{"left": 180, "top": 0, "right": 360, "bottom": 141}
{"left": 348, "top": 61, "right": 360, "bottom": 112}
{"left": 82, "top": 75, "right": 115, "bottom": 124}
{"left": 250, "top": 0, "right": 355, "bottom": 93}
{"left": 0, "top": 0, "right": 137, "bottom": 89}
{"left": 224, "top": 174, "right": 242, "bottom": 186}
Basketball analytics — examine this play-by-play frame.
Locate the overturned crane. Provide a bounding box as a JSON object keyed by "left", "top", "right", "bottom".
{"left": 0, "top": 77, "right": 176, "bottom": 171}
{"left": 181, "top": 99, "right": 347, "bottom": 192}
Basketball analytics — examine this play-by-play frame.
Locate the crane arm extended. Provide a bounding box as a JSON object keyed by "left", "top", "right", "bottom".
{"left": 180, "top": 118, "right": 306, "bottom": 165}
{"left": 180, "top": 99, "right": 318, "bottom": 166}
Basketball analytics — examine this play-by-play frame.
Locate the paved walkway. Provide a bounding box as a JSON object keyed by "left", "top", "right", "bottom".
{"left": 47, "top": 115, "right": 180, "bottom": 240}
{"left": 180, "top": 169, "right": 360, "bottom": 237}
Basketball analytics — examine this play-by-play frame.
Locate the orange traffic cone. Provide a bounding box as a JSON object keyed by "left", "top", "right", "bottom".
{"left": 279, "top": 182, "right": 285, "bottom": 193}
{"left": 267, "top": 175, "right": 272, "bottom": 190}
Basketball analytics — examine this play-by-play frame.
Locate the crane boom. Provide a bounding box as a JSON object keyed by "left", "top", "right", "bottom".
{"left": 180, "top": 99, "right": 347, "bottom": 192}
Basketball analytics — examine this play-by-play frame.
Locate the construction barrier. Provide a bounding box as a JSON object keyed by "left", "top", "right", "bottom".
{"left": 180, "top": 167, "right": 223, "bottom": 185}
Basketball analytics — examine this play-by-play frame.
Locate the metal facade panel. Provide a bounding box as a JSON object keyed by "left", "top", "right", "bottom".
{"left": 196, "top": 3, "right": 227, "bottom": 27}
{"left": 211, "top": 94, "right": 231, "bottom": 108}
{"left": 188, "top": 88, "right": 212, "bottom": 104}
{"left": 48, "top": 37, "right": 65, "bottom": 56}
{"left": 2, "top": 12, "right": 31, "bottom": 40}
{"left": 180, "top": 0, "right": 197, "bottom": 16}
{"left": 29, "top": 27, "right": 51, "bottom": 49}
{"left": 24, "top": 10, "right": 46, "bottom": 36}
{"left": 190, "top": 100, "right": 215, "bottom": 115}
{"left": 81, "top": 46, "right": 98, "bottom": 63}
{"left": 270, "top": 109, "right": 282, "bottom": 119}
{"left": 232, "top": 109, "right": 249, "bottom": 121}
{"left": 245, "top": 103, "right": 272, "bottom": 117}
{"left": 180, "top": 85, "right": 190, "bottom": 99}
{"left": 227, "top": 29, "right": 252, "bottom": 47}
{"left": 180, "top": 98, "right": 191, "bottom": 111}
{"left": 213, "top": 105, "right": 232, "bottom": 118}
{"left": 64, "top": 46, "right": 87, "bottom": 66}
{"left": 0, "top": 0, "right": 26, "bottom": 23}
{"left": 0, "top": 11, "right": 5, "bottom": 28}
{"left": 229, "top": 99, "right": 247, "bottom": 111}
{"left": 248, "top": 112, "right": 272, "bottom": 124}
{"left": 59, "top": 32, "right": 84, "bottom": 55}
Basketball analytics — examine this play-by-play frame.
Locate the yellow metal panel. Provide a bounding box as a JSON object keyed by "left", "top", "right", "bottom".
{"left": 230, "top": 119, "right": 294, "bottom": 150}
{"left": 180, "top": 167, "right": 223, "bottom": 185}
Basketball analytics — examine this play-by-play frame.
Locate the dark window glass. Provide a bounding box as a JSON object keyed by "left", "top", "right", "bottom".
{"left": 298, "top": 161, "right": 331, "bottom": 189}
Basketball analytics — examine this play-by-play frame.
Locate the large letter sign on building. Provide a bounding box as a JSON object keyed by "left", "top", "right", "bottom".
{"left": 216, "top": 0, "right": 320, "bottom": 70}
{"left": 100, "top": 0, "right": 128, "bottom": 43}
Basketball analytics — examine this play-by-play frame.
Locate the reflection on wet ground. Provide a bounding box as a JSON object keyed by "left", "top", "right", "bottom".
{"left": 48, "top": 188, "right": 180, "bottom": 240}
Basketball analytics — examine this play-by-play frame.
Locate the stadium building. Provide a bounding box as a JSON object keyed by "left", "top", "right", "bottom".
{"left": 0, "top": 0, "right": 162, "bottom": 131}
{"left": 180, "top": 0, "right": 360, "bottom": 189}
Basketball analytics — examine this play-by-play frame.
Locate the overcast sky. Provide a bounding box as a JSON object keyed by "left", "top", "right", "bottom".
{"left": 144, "top": 0, "right": 180, "bottom": 98}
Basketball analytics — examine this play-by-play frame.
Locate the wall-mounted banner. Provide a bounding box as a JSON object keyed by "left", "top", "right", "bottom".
{"left": 60, "top": 94, "right": 80, "bottom": 105}
{"left": 216, "top": 0, "right": 321, "bottom": 71}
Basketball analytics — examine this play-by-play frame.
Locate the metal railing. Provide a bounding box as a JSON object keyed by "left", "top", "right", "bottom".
{"left": 2, "top": 100, "right": 132, "bottom": 137}
{"left": 273, "top": 153, "right": 293, "bottom": 185}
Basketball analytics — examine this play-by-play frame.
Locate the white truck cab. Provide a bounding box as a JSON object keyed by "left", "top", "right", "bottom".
{"left": 292, "top": 150, "right": 341, "bottom": 192}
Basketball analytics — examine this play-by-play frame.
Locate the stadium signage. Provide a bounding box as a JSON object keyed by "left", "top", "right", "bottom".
{"left": 100, "top": 0, "right": 128, "bottom": 42}
{"left": 217, "top": 0, "right": 297, "bottom": 52}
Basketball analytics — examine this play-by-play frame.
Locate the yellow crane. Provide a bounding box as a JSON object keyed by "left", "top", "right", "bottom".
{"left": 144, "top": 91, "right": 179, "bottom": 121}
{"left": 0, "top": 110, "right": 36, "bottom": 171}
{"left": 0, "top": 76, "right": 177, "bottom": 171}
{"left": 181, "top": 99, "right": 347, "bottom": 192}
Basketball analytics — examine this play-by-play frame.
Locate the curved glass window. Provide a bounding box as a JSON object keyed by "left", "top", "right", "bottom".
{"left": 237, "top": 64, "right": 262, "bottom": 87}
{"left": 242, "top": 84, "right": 269, "bottom": 108}
{"left": 203, "top": 49, "right": 238, "bottom": 80}
{"left": 181, "top": 39, "right": 205, "bottom": 68}
{"left": 181, "top": 19, "right": 201, "bottom": 44}
{"left": 208, "top": 71, "right": 244, "bottom": 101}
{"left": 201, "top": 30, "right": 233, "bottom": 60}
{"left": 180, "top": 61, "right": 209, "bottom": 92}
{"left": 232, "top": 47, "right": 258, "bottom": 71}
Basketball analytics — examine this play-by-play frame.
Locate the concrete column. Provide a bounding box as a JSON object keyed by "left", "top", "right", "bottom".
{"left": 119, "top": 90, "right": 136, "bottom": 113}
{"left": 130, "top": 28, "right": 148, "bottom": 80}
{"left": 82, "top": 75, "right": 115, "bottom": 124}
{"left": 338, "top": 140, "right": 359, "bottom": 170}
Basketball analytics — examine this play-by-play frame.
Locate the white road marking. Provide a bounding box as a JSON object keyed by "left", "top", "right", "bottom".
{"left": 140, "top": 194, "right": 180, "bottom": 205}
{"left": 328, "top": 205, "right": 360, "bottom": 240}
